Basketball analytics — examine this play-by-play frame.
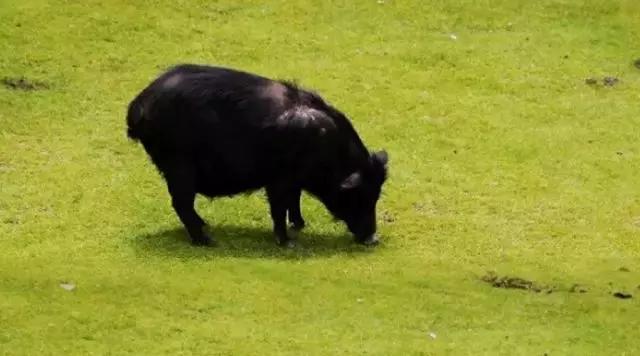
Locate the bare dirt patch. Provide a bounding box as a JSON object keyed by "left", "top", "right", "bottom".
{"left": 481, "top": 272, "right": 553, "bottom": 293}
{"left": 603, "top": 76, "right": 619, "bottom": 87}
{"left": 569, "top": 284, "right": 588, "bottom": 293}
{"left": 1, "top": 76, "right": 49, "bottom": 91}
{"left": 584, "top": 76, "right": 620, "bottom": 87}
{"left": 613, "top": 292, "right": 632, "bottom": 299}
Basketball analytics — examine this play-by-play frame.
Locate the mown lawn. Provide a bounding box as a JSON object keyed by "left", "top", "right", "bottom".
{"left": 1, "top": 0, "right": 639, "bottom": 354}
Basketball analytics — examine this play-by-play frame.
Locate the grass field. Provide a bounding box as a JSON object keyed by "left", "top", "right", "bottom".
{"left": 1, "top": 0, "right": 640, "bottom": 354}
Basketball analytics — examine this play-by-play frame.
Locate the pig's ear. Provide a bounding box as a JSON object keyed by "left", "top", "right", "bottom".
{"left": 372, "top": 150, "right": 388, "bottom": 168}
{"left": 340, "top": 171, "right": 362, "bottom": 190}
{"left": 370, "top": 150, "right": 389, "bottom": 184}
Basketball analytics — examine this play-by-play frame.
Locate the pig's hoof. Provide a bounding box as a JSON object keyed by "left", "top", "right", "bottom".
{"left": 191, "top": 233, "right": 215, "bottom": 246}
{"left": 359, "top": 235, "right": 379, "bottom": 246}
{"left": 279, "top": 239, "right": 296, "bottom": 249}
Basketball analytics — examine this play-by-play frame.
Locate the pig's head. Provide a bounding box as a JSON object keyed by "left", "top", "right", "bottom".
{"left": 329, "top": 150, "right": 389, "bottom": 245}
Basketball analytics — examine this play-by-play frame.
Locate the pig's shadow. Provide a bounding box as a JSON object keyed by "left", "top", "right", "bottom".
{"left": 130, "top": 223, "right": 376, "bottom": 260}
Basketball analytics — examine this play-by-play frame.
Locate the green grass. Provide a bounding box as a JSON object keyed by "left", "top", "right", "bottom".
{"left": 1, "top": 0, "right": 640, "bottom": 354}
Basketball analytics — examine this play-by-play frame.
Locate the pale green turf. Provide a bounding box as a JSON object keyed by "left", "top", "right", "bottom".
{"left": 1, "top": 0, "right": 640, "bottom": 354}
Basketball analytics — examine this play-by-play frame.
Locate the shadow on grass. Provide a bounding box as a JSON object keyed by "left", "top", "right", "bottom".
{"left": 129, "top": 224, "right": 376, "bottom": 260}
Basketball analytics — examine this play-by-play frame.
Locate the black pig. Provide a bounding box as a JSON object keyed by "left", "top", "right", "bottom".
{"left": 126, "top": 64, "right": 388, "bottom": 247}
